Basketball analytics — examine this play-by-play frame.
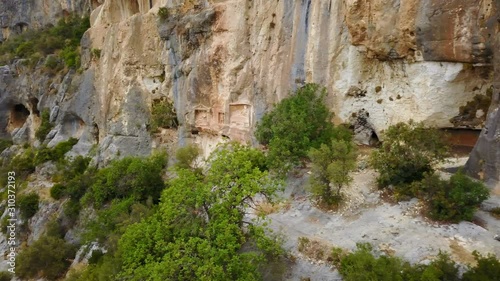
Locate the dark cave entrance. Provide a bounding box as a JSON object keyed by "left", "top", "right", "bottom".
{"left": 9, "top": 104, "right": 30, "bottom": 130}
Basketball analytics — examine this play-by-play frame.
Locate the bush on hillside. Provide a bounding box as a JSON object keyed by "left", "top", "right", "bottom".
{"left": 308, "top": 135, "right": 357, "bottom": 207}
{"left": 18, "top": 193, "right": 40, "bottom": 220}
{"left": 0, "top": 16, "right": 90, "bottom": 68}
{"left": 16, "top": 234, "right": 77, "bottom": 280}
{"left": 174, "top": 143, "right": 202, "bottom": 171}
{"left": 83, "top": 152, "right": 167, "bottom": 207}
{"left": 422, "top": 171, "right": 490, "bottom": 222}
{"left": 35, "top": 110, "right": 54, "bottom": 142}
{"left": 255, "top": 83, "right": 336, "bottom": 173}
{"left": 150, "top": 99, "right": 178, "bottom": 132}
{"left": 370, "top": 121, "right": 449, "bottom": 191}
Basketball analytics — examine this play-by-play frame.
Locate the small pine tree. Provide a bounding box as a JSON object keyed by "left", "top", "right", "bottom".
{"left": 308, "top": 138, "right": 356, "bottom": 207}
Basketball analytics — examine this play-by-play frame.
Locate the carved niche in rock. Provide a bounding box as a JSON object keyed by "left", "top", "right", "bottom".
{"left": 229, "top": 103, "right": 251, "bottom": 129}
{"left": 194, "top": 105, "right": 211, "bottom": 128}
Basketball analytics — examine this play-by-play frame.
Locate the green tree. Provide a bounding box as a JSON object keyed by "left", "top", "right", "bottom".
{"left": 308, "top": 137, "right": 357, "bottom": 207}
{"left": 255, "top": 83, "right": 335, "bottom": 173}
{"left": 83, "top": 152, "right": 167, "bottom": 207}
{"left": 117, "top": 143, "right": 283, "bottom": 281}
{"left": 370, "top": 121, "right": 449, "bottom": 191}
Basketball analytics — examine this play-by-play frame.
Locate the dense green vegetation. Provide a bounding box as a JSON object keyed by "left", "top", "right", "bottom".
{"left": 67, "top": 143, "right": 284, "bottom": 280}
{"left": 299, "top": 240, "right": 500, "bottom": 281}
{"left": 412, "top": 171, "right": 490, "bottom": 222}
{"left": 82, "top": 152, "right": 167, "bottom": 207}
{"left": 34, "top": 137, "right": 78, "bottom": 165}
{"left": 3, "top": 79, "right": 496, "bottom": 280}
{"left": 18, "top": 193, "right": 39, "bottom": 220}
{"left": 0, "top": 16, "right": 90, "bottom": 68}
{"left": 174, "top": 143, "right": 202, "bottom": 172}
{"left": 369, "top": 121, "right": 488, "bottom": 222}
{"left": 0, "top": 138, "right": 79, "bottom": 187}
{"left": 150, "top": 99, "right": 178, "bottom": 132}
{"left": 158, "top": 7, "right": 170, "bottom": 20}
{"left": 0, "top": 139, "right": 13, "bottom": 154}
{"left": 308, "top": 133, "right": 357, "bottom": 208}
{"left": 0, "top": 272, "right": 12, "bottom": 281}
{"left": 17, "top": 221, "right": 77, "bottom": 280}
{"left": 35, "top": 109, "right": 54, "bottom": 142}
{"left": 370, "top": 121, "right": 449, "bottom": 191}
{"left": 255, "top": 83, "right": 337, "bottom": 174}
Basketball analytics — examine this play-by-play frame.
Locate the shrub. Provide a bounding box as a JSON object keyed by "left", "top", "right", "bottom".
{"left": 84, "top": 153, "right": 167, "bottom": 207}
{"left": 52, "top": 137, "right": 78, "bottom": 159}
{"left": 425, "top": 171, "right": 489, "bottom": 222}
{"left": 339, "top": 243, "right": 407, "bottom": 281}
{"left": 370, "top": 121, "right": 449, "bottom": 191}
{"left": 60, "top": 45, "right": 81, "bottom": 68}
{"left": 64, "top": 199, "right": 81, "bottom": 225}
{"left": 44, "top": 55, "right": 60, "bottom": 70}
{"left": 91, "top": 48, "right": 102, "bottom": 59}
{"left": 0, "top": 148, "right": 36, "bottom": 185}
{"left": 0, "top": 139, "right": 13, "bottom": 153}
{"left": 308, "top": 136, "right": 356, "bottom": 207}
{"left": 462, "top": 252, "right": 500, "bottom": 281}
{"left": 158, "top": 7, "right": 169, "bottom": 20}
{"left": 150, "top": 99, "right": 178, "bottom": 131}
{"left": 0, "top": 272, "right": 12, "bottom": 281}
{"left": 255, "top": 83, "right": 336, "bottom": 173}
{"left": 54, "top": 155, "right": 91, "bottom": 183}
{"left": 35, "top": 109, "right": 54, "bottom": 142}
{"left": 33, "top": 138, "right": 78, "bottom": 165}
{"left": 490, "top": 207, "right": 500, "bottom": 219}
{"left": 0, "top": 15, "right": 89, "bottom": 68}
{"left": 16, "top": 234, "right": 77, "bottom": 280}
{"left": 174, "top": 143, "right": 201, "bottom": 171}
{"left": 50, "top": 183, "right": 66, "bottom": 200}
{"left": 18, "top": 193, "right": 40, "bottom": 220}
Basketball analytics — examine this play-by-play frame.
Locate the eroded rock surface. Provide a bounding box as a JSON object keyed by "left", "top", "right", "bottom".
{"left": 0, "top": 0, "right": 497, "bottom": 163}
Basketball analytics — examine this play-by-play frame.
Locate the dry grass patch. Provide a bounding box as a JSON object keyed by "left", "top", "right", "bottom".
{"left": 255, "top": 200, "right": 291, "bottom": 216}
{"left": 297, "top": 237, "right": 348, "bottom": 267}
{"left": 449, "top": 239, "right": 476, "bottom": 266}
{"left": 490, "top": 207, "right": 500, "bottom": 219}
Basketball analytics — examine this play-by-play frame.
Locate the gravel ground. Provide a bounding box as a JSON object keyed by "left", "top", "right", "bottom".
{"left": 266, "top": 158, "right": 500, "bottom": 281}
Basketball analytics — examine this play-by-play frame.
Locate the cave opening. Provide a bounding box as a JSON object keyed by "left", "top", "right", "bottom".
{"left": 369, "top": 131, "right": 380, "bottom": 146}
{"left": 8, "top": 104, "right": 30, "bottom": 130}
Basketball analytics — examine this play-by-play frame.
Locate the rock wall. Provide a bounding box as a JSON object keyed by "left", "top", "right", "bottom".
{"left": 466, "top": 5, "right": 500, "bottom": 188}
{"left": 0, "top": 0, "right": 498, "bottom": 161}
{"left": 0, "top": 0, "right": 92, "bottom": 42}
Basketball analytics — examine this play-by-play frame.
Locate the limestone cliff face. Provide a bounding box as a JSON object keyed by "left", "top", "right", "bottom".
{"left": 466, "top": 6, "right": 500, "bottom": 189}
{"left": 0, "top": 0, "right": 92, "bottom": 41}
{"left": 0, "top": 0, "right": 498, "bottom": 163}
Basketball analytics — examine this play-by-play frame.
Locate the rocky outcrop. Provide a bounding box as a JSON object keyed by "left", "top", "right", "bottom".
{"left": 466, "top": 9, "right": 500, "bottom": 188}
{"left": 0, "top": 0, "right": 91, "bottom": 42}
{"left": 0, "top": 0, "right": 497, "bottom": 162}
{"left": 345, "top": 0, "right": 496, "bottom": 63}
